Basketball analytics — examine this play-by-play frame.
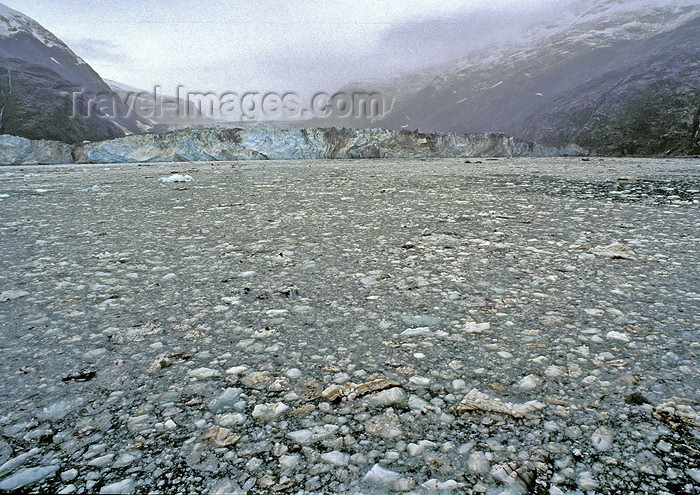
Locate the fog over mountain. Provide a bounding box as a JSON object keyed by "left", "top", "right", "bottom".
{"left": 7, "top": 0, "right": 687, "bottom": 95}
{"left": 0, "top": 2, "right": 149, "bottom": 142}
{"left": 1, "top": 0, "right": 699, "bottom": 153}
{"left": 359, "top": 0, "right": 700, "bottom": 155}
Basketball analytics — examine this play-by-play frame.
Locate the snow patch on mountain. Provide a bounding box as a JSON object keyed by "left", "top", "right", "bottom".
{"left": 0, "top": 2, "right": 64, "bottom": 49}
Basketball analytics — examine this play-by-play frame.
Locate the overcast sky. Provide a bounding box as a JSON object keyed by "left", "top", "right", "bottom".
{"left": 3, "top": 0, "right": 674, "bottom": 95}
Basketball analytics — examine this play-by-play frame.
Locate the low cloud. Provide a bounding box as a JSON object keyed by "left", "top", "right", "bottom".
{"left": 63, "top": 37, "right": 133, "bottom": 65}
{"left": 374, "top": 1, "right": 580, "bottom": 71}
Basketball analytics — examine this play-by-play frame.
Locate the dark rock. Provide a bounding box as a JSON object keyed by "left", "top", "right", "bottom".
{"left": 0, "top": 5, "right": 148, "bottom": 143}
{"left": 626, "top": 392, "right": 652, "bottom": 405}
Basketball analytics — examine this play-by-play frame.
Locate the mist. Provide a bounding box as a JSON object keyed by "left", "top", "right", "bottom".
{"left": 5, "top": 0, "right": 691, "bottom": 96}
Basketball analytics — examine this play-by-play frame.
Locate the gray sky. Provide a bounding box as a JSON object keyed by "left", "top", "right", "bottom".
{"left": 3, "top": 0, "right": 670, "bottom": 95}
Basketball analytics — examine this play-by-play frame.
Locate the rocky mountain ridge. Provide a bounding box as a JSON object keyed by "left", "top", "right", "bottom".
{"left": 332, "top": 1, "right": 700, "bottom": 156}
{"left": 0, "top": 2, "right": 149, "bottom": 143}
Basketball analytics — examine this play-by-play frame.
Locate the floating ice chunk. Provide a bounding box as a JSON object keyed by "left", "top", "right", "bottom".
{"left": 590, "top": 241, "right": 635, "bottom": 259}
{"left": 0, "top": 465, "right": 59, "bottom": 490}
{"left": 545, "top": 365, "right": 565, "bottom": 378}
{"left": 113, "top": 454, "right": 138, "bottom": 468}
{"left": 490, "top": 463, "right": 535, "bottom": 493}
{"left": 402, "top": 315, "right": 441, "bottom": 327}
{"left": 286, "top": 429, "right": 313, "bottom": 445}
{"left": 363, "top": 387, "right": 408, "bottom": 408}
{"left": 407, "top": 395, "right": 432, "bottom": 413}
{"left": 463, "top": 322, "right": 491, "bottom": 333}
{"left": 0, "top": 448, "right": 41, "bottom": 476}
{"left": 39, "top": 400, "right": 73, "bottom": 421}
{"left": 468, "top": 451, "right": 490, "bottom": 474}
{"left": 409, "top": 376, "right": 431, "bottom": 386}
{"left": 456, "top": 388, "right": 546, "bottom": 418}
{"left": 688, "top": 468, "right": 700, "bottom": 484}
{"left": 80, "top": 185, "right": 100, "bottom": 192}
{"left": 363, "top": 464, "right": 401, "bottom": 486}
{"left": 421, "top": 479, "right": 465, "bottom": 490}
{"left": 591, "top": 426, "right": 614, "bottom": 451}
{"left": 251, "top": 402, "right": 290, "bottom": 422}
{"left": 187, "top": 367, "right": 220, "bottom": 379}
{"left": 0, "top": 194, "right": 8, "bottom": 198}
{"left": 225, "top": 366, "right": 248, "bottom": 376}
{"left": 286, "top": 425, "right": 339, "bottom": 445}
{"left": 401, "top": 327, "right": 432, "bottom": 337}
{"left": 0, "top": 290, "right": 29, "bottom": 302}
{"left": 518, "top": 374, "right": 540, "bottom": 391}
{"left": 321, "top": 451, "right": 350, "bottom": 466}
{"left": 216, "top": 413, "right": 245, "bottom": 427}
{"left": 209, "top": 388, "right": 242, "bottom": 412}
{"left": 577, "top": 471, "right": 598, "bottom": 491}
{"left": 606, "top": 331, "right": 630, "bottom": 342}
{"left": 157, "top": 174, "right": 193, "bottom": 183}
{"left": 99, "top": 478, "right": 135, "bottom": 494}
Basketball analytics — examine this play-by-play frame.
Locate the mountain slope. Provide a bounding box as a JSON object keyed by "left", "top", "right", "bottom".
{"left": 0, "top": 3, "right": 148, "bottom": 143}
{"left": 363, "top": 1, "right": 700, "bottom": 155}
{"left": 105, "top": 79, "right": 221, "bottom": 132}
{"left": 519, "top": 17, "right": 700, "bottom": 155}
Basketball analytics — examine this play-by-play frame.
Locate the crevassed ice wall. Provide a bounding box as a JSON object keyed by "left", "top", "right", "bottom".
{"left": 0, "top": 127, "right": 587, "bottom": 165}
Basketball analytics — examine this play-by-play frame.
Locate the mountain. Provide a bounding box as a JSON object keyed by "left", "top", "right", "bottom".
{"left": 0, "top": 3, "right": 149, "bottom": 143}
{"left": 104, "top": 79, "right": 222, "bottom": 132}
{"left": 341, "top": 0, "right": 700, "bottom": 156}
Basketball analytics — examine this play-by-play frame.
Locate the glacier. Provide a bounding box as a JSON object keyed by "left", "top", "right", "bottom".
{"left": 0, "top": 134, "right": 73, "bottom": 165}
{"left": 0, "top": 127, "right": 586, "bottom": 166}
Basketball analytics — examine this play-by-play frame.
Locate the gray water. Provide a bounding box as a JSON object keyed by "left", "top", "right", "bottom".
{"left": 0, "top": 157, "right": 698, "bottom": 494}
